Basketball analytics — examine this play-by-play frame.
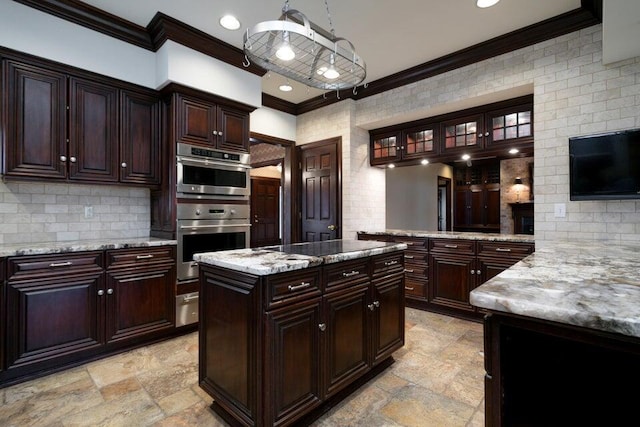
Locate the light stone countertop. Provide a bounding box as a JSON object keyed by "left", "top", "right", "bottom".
{"left": 360, "top": 229, "right": 535, "bottom": 243}
{"left": 193, "top": 239, "right": 408, "bottom": 276}
{"left": 0, "top": 238, "right": 177, "bottom": 257}
{"left": 470, "top": 241, "right": 640, "bottom": 338}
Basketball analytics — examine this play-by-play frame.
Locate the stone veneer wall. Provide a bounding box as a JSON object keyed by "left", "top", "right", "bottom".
{"left": 296, "top": 24, "right": 640, "bottom": 246}
{"left": 0, "top": 181, "right": 150, "bottom": 245}
{"left": 500, "top": 157, "right": 534, "bottom": 234}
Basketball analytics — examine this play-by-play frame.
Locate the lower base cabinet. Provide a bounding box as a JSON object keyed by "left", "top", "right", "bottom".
{"left": 1, "top": 246, "right": 177, "bottom": 386}
{"left": 199, "top": 251, "right": 405, "bottom": 427}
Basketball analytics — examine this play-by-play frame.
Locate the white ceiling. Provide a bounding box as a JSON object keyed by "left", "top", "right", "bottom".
{"left": 75, "top": 0, "right": 637, "bottom": 104}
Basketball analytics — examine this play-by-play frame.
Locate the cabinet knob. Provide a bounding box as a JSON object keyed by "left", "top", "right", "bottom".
{"left": 373, "top": 300, "right": 380, "bottom": 308}
{"left": 471, "top": 270, "right": 475, "bottom": 275}
{"left": 477, "top": 270, "right": 481, "bottom": 275}
{"left": 478, "top": 133, "right": 483, "bottom": 138}
{"left": 218, "top": 132, "right": 223, "bottom": 137}
{"left": 70, "top": 156, "right": 77, "bottom": 163}
{"left": 368, "top": 303, "right": 375, "bottom": 311}
{"left": 318, "top": 323, "right": 326, "bottom": 331}
{"left": 60, "top": 155, "right": 67, "bottom": 162}
{"left": 121, "top": 162, "right": 127, "bottom": 168}
{"left": 107, "top": 288, "right": 114, "bottom": 295}
{"left": 485, "top": 132, "right": 490, "bottom": 137}
{"left": 98, "top": 290, "right": 104, "bottom": 296}
{"left": 212, "top": 130, "right": 218, "bottom": 136}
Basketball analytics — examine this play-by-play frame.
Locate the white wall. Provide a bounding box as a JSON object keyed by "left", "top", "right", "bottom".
{"left": 250, "top": 107, "right": 297, "bottom": 141}
{"left": 386, "top": 164, "right": 453, "bottom": 231}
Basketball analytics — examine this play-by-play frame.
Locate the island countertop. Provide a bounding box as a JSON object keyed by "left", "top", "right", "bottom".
{"left": 193, "top": 239, "right": 407, "bottom": 276}
{"left": 359, "top": 229, "right": 534, "bottom": 243}
{"left": 470, "top": 240, "right": 640, "bottom": 338}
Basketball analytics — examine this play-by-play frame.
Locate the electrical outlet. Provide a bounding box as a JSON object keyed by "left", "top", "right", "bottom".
{"left": 84, "top": 205, "right": 94, "bottom": 219}
{"left": 554, "top": 203, "right": 566, "bottom": 218}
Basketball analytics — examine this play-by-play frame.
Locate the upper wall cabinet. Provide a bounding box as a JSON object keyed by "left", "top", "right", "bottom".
{"left": 369, "top": 95, "right": 533, "bottom": 167}
{"left": 1, "top": 54, "right": 161, "bottom": 187}
{"left": 175, "top": 92, "right": 250, "bottom": 152}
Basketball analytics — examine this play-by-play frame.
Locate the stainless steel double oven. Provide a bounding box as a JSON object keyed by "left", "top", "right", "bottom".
{"left": 175, "top": 143, "right": 251, "bottom": 326}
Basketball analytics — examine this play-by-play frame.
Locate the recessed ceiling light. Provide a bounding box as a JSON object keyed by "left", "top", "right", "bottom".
{"left": 461, "top": 154, "right": 471, "bottom": 161}
{"left": 509, "top": 148, "right": 519, "bottom": 154}
{"left": 421, "top": 159, "right": 429, "bottom": 165}
{"left": 219, "top": 15, "right": 240, "bottom": 30}
{"left": 388, "top": 164, "right": 395, "bottom": 169}
{"left": 279, "top": 83, "right": 293, "bottom": 92}
{"left": 476, "top": 0, "right": 500, "bottom": 8}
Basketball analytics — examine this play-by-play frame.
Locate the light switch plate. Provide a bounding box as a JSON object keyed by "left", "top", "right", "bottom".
{"left": 84, "top": 205, "right": 94, "bottom": 219}
{"left": 554, "top": 203, "right": 566, "bottom": 218}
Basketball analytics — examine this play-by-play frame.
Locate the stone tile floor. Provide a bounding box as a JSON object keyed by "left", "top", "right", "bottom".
{"left": 0, "top": 308, "right": 485, "bottom": 426}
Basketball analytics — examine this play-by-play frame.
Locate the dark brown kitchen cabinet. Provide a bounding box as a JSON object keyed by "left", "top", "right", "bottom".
{"left": 175, "top": 93, "right": 249, "bottom": 152}
{"left": 429, "top": 246, "right": 476, "bottom": 312}
{"left": 68, "top": 76, "right": 119, "bottom": 182}
{"left": 370, "top": 123, "right": 438, "bottom": 165}
{"left": 370, "top": 131, "right": 402, "bottom": 165}
{"left": 199, "top": 251, "right": 405, "bottom": 426}
{"left": 105, "top": 246, "right": 175, "bottom": 346}
{"left": 485, "top": 102, "right": 533, "bottom": 148}
{"left": 454, "top": 161, "right": 500, "bottom": 232}
{"left": 1, "top": 52, "right": 161, "bottom": 187}
{"left": 0, "top": 258, "right": 5, "bottom": 375}
{"left": 3, "top": 59, "right": 68, "bottom": 179}
{"left": 442, "top": 113, "right": 484, "bottom": 154}
{"left": 4, "top": 252, "right": 105, "bottom": 381}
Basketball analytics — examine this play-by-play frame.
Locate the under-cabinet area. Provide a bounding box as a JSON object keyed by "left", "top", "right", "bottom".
{"left": 0, "top": 241, "right": 179, "bottom": 387}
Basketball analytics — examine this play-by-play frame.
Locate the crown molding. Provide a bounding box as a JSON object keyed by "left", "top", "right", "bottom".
{"left": 261, "top": 93, "right": 297, "bottom": 116}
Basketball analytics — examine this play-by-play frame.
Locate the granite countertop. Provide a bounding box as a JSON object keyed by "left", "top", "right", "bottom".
{"left": 0, "top": 237, "right": 177, "bottom": 257}
{"left": 193, "top": 239, "right": 408, "bottom": 276}
{"left": 470, "top": 241, "right": 640, "bottom": 338}
{"left": 360, "top": 229, "right": 534, "bottom": 243}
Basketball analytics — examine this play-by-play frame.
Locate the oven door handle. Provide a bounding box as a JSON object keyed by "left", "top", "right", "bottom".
{"left": 177, "top": 156, "right": 252, "bottom": 169}
{"left": 179, "top": 224, "right": 252, "bottom": 230}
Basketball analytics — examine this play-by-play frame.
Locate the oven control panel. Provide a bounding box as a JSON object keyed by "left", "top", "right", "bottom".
{"left": 176, "top": 203, "right": 249, "bottom": 221}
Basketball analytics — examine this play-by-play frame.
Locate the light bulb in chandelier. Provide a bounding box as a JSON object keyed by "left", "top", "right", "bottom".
{"left": 275, "top": 31, "right": 295, "bottom": 61}
{"left": 323, "top": 54, "right": 340, "bottom": 79}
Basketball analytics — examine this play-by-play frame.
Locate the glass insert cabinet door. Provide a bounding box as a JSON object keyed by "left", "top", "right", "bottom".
{"left": 370, "top": 131, "right": 401, "bottom": 165}
{"left": 442, "top": 114, "right": 484, "bottom": 152}
{"left": 403, "top": 123, "right": 438, "bottom": 160}
{"left": 486, "top": 105, "right": 533, "bottom": 146}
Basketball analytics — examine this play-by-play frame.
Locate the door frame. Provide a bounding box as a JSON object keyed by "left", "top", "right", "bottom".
{"left": 438, "top": 176, "right": 452, "bottom": 231}
{"left": 249, "top": 132, "right": 297, "bottom": 244}
{"left": 296, "top": 137, "right": 342, "bottom": 241}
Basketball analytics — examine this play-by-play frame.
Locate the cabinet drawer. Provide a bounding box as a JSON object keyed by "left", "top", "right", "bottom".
{"left": 106, "top": 246, "right": 176, "bottom": 269}
{"left": 324, "top": 259, "right": 369, "bottom": 291}
{"left": 372, "top": 252, "right": 404, "bottom": 278}
{"left": 429, "top": 239, "right": 476, "bottom": 255}
{"left": 392, "top": 236, "right": 427, "bottom": 249}
{"left": 404, "top": 263, "right": 428, "bottom": 279}
{"left": 476, "top": 241, "right": 534, "bottom": 259}
{"left": 7, "top": 251, "right": 103, "bottom": 280}
{"left": 265, "top": 268, "right": 322, "bottom": 308}
{"left": 403, "top": 250, "right": 428, "bottom": 264}
{"left": 404, "top": 279, "right": 426, "bottom": 299}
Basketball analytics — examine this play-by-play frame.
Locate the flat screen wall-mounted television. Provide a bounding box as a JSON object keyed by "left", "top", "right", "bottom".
{"left": 569, "top": 129, "right": 640, "bottom": 201}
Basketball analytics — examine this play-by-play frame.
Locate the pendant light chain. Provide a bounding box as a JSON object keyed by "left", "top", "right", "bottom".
{"left": 324, "top": 0, "right": 335, "bottom": 37}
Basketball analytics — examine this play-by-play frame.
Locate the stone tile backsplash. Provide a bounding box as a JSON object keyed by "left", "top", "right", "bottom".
{"left": 0, "top": 181, "right": 150, "bottom": 245}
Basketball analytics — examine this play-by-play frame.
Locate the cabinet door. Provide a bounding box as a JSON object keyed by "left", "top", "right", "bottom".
{"left": 265, "top": 298, "right": 323, "bottom": 426}
{"left": 477, "top": 257, "right": 516, "bottom": 286}
{"left": 371, "top": 275, "right": 405, "bottom": 365}
{"left": 403, "top": 124, "right": 438, "bottom": 160}
{"left": 120, "top": 90, "right": 161, "bottom": 185}
{"left": 442, "top": 114, "right": 484, "bottom": 153}
{"left": 5, "top": 273, "right": 104, "bottom": 372}
{"left": 323, "top": 284, "right": 370, "bottom": 398}
{"left": 3, "top": 60, "right": 67, "bottom": 179}
{"left": 370, "top": 131, "right": 401, "bottom": 165}
{"left": 175, "top": 95, "right": 215, "bottom": 146}
{"left": 105, "top": 261, "right": 175, "bottom": 345}
{"left": 68, "top": 77, "right": 119, "bottom": 182}
{"left": 0, "top": 258, "right": 4, "bottom": 374}
{"left": 217, "top": 106, "right": 249, "bottom": 152}
{"left": 429, "top": 252, "right": 476, "bottom": 312}
{"left": 486, "top": 104, "right": 533, "bottom": 147}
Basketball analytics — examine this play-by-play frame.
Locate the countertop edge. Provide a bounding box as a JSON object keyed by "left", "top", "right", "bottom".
{"left": 358, "top": 230, "right": 535, "bottom": 243}
{"left": 0, "top": 238, "right": 178, "bottom": 257}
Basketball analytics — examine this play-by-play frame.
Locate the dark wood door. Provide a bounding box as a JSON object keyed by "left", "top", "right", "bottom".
{"left": 3, "top": 60, "right": 67, "bottom": 179}
{"left": 322, "top": 284, "right": 370, "bottom": 398}
{"left": 265, "top": 298, "right": 323, "bottom": 426}
{"left": 104, "top": 249, "right": 175, "bottom": 346}
{"left": 454, "top": 189, "right": 469, "bottom": 228}
{"left": 0, "top": 258, "right": 5, "bottom": 374}
{"left": 120, "top": 89, "right": 161, "bottom": 185}
{"left": 251, "top": 177, "right": 281, "bottom": 247}
{"left": 429, "top": 253, "right": 475, "bottom": 312}
{"left": 68, "top": 77, "right": 119, "bottom": 182}
{"left": 371, "top": 275, "right": 405, "bottom": 365}
{"left": 300, "top": 139, "right": 341, "bottom": 242}
{"left": 217, "top": 106, "right": 249, "bottom": 152}
{"left": 175, "top": 94, "right": 215, "bottom": 146}
{"left": 485, "top": 185, "right": 501, "bottom": 228}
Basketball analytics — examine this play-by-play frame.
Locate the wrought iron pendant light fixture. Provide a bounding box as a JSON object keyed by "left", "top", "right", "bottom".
{"left": 243, "top": 0, "right": 366, "bottom": 92}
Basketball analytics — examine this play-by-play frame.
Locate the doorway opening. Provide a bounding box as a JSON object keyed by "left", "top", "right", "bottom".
{"left": 437, "top": 176, "right": 452, "bottom": 231}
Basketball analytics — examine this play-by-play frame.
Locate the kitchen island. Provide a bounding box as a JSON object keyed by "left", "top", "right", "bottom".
{"left": 193, "top": 239, "right": 407, "bottom": 427}
{"left": 470, "top": 241, "right": 640, "bottom": 426}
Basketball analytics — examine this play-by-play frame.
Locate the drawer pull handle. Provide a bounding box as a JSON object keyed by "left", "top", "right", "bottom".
{"left": 136, "top": 254, "right": 154, "bottom": 260}
{"left": 342, "top": 270, "right": 360, "bottom": 277}
{"left": 405, "top": 286, "right": 415, "bottom": 291}
{"left": 404, "top": 255, "right": 414, "bottom": 259}
{"left": 444, "top": 244, "right": 458, "bottom": 249}
{"left": 318, "top": 323, "right": 326, "bottom": 331}
{"left": 183, "top": 295, "right": 199, "bottom": 303}
{"left": 288, "top": 282, "right": 311, "bottom": 292}
{"left": 384, "top": 260, "right": 398, "bottom": 266}
{"left": 401, "top": 242, "right": 414, "bottom": 246}
{"left": 495, "top": 248, "right": 512, "bottom": 252}
{"left": 49, "top": 261, "right": 73, "bottom": 268}
{"left": 404, "top": 269, "right": 414, "bottom": 273}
